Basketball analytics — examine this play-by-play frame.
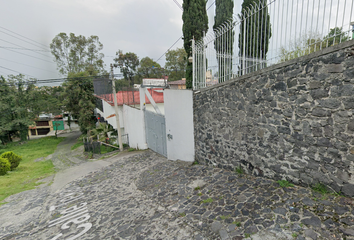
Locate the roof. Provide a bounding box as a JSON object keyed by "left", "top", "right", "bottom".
{"left": 96, "top": 88, "right": 164, "bottom": 106}
{"left": 168, "top": 79, "right": 186, "bottom": 85}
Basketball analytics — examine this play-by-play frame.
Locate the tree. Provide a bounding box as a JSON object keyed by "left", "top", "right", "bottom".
{"left": 182, "top": 0, "right": 208, "bottom": 88}
{"left": 165, "top": 48, "right": 187, "bottom": 81}
{"left": 62, "top": 72, "right": 96, "bottom": 133}
{"left": 279, "top": 27, "right": 350, "bottom": 62}
{"left": 50, "top": 33, "right": 105, "bottom": 75}
{"left": 214, "top": 0, "right": 234, "bottom": 82}
{"left": 239, "top": 0, "right": 272, "bottom": 73}
{"left": 114, "top": 50, "right": 139, "bottom": 85}
{"left": 136, "top": 57, "right": 162, "bottom": 83}
{"left": 323, "top": 27, "right": 349, "bottom": 48}
{"left": 0, "top": 75, "right": 36, "bottom": 143}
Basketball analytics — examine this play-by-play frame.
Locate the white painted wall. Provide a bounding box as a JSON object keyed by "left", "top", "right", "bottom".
{"left": 101, "top": 100, "right": 125, "bottom": 135}
{"left": 123, "top": 105, "right": 148, "bottom": 150}
{"left": 164, "top": 89, "right": 195, "bottom": 162}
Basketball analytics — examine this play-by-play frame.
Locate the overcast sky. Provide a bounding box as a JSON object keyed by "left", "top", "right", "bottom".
{"left": 0, "top": 0, "right": 242, "bottom": 81}
{"left": 1, "top": 0, "right": 352, "bottom": 82}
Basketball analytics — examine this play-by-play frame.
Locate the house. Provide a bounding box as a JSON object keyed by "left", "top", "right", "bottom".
{"left": 95, "top": 88, "right": 165, "bottom": 139}
{"left": 168, "top": 78, "right": 186, "bottom": 89}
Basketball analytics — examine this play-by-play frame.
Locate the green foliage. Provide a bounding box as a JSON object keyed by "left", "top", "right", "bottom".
{"left": 182, "top": 0, "right": 208, "bottom": 88}
{"left": 0, "top": 151, "right": 22, "bottom": 170}
{"left": 136, "top": 57, "right": 162, "bottom": 83}
{"left": 114, "top": 50, "right": 139, "bottom": 84}
{"left": 235, "top": 166, "right": 244, "bottom": 175}
{"left": 214, "top": 0, "right": 234, "bottom": 83}
{"left": 280, "top": 27, "right": 350, "bottom": 62}
{"left": 90, "top": 123, "right": 115, "bottom": 142}
{"left": 245, "top": 233, "right": 251, "bottom": 238}
{"left": 194, "top": 186, "right": 201, "bottom": 190}
{"left": 192, "top": 160, "right": 199, "bottom": 165}
{"left": 233, "top": 221, "right": 241, "bottom": 227}
{"left": 165, "top": 48, "right": 187, "bottom": 81}
{"left": 0, "top": 158, "right": 10, "bottom": 175}
{"left": 201, "top": 198, "right": 213, "bottom": 203}
{"left": 277, "top": 180, "right": 294, "bottom": 188}
{"left": 312, "top": 183, "right": 328, "bottom": 194}
{"left": 0, "top": 75, "right": 37, "bottom": 143}
{"left": 0, "top": 136, "right": 64, "bottom": 204}
{"left": 220, "top": 214, "right": 231, "bottom": 220}
{"left": 239, "top": 0, "right": 272, "bottom": 61}
{"left": 63, "top": 72, "right": 96, "bottom": 133}
{"left": 50, "top": 33, "right": 105, "bottom": 75}
{"left": 128, "top": 148, "right": 135, "bottom": 152}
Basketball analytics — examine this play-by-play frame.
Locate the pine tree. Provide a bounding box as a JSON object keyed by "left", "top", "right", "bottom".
{"left": 182, "top": 0, "right": 208, "bottom": 89}
{"left": 213, "top": 0, "right": 234, "bottom": 83}
{"left": 239, "top": 0, "right": 272, "bottom": 73}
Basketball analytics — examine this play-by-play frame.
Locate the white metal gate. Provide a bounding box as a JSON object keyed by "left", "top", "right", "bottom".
{"left": 145, "top": 110, "right": 167, "bottom": 157}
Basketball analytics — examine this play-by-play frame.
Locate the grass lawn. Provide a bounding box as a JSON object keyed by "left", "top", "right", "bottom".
{"left": 0, "top": 136, "right": 65, "bottom": 205}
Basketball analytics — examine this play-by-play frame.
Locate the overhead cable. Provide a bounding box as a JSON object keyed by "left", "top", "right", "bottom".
{"left": 0, "top": 28, "right": 49, "bottom": 51}
{"left": 0, "top": 38, "right": 53, "bottom": 58}
{"left": 172, "top": 0, "right": 183, "bottom": 10}
{"left": 1, "top": 47, "right": 56, "bottom": 64}
{"left": 156, "top": 36, "right": 182, "bottom": 62}
{"left": 0, "top": 65, "right": 36, "bottom": 78}
{"left": 0, "top": 46, "right": 51, "bottom": 52}
{"left": 0, "top": 57, "right": 58, "bottom": 74}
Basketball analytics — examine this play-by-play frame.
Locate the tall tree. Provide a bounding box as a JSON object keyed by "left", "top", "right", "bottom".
{"left": 239, "top": 0, "right": 272, "bottom": 73}
{"left": 114, "top": 50, "right": 139, "bottom": 85}
{"left": 213, "top": 0, "right": 234, "bottom": 83}
{"left": 136, "top": 57, "right": 162, "bottom": 83}
{"left": 165, "top": 48, "right": 187, "bottom": 81}
{"left": 182, "top": 0, "right": 208, "bottom": 88}
{"left": 0, "top": 75, "right": 36, "bottom": 143}
{"left": 62, "top": 72, "right": 96, "bottom": 133}
{"left": 50, "top": 33, "right": 105, "bottom": 75}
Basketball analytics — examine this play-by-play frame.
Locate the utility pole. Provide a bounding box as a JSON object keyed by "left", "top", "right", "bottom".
{"left": 110, "top": 63, "right": 123, "bottom": 151}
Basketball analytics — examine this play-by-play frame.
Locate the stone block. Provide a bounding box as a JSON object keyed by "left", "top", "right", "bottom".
{"left": 318, "top": 99, "right": 341, "bottom": 109}
{"left": 326, "top": 64, "right": 343, "bottom": 73}
{"left": 341, "top": 184, "right": 354, "bottom": 197}
{"left": 310, "top": 89, "right": 329, "bottom": 99}
{"left": 271, "top": 81, "right": 287, "bottom": 91}
{"left": 311, "top": 108, "right": 331, "bottom": 117}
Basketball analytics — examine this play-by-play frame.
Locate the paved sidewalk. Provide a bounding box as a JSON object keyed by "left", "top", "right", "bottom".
{"left": 1, "top": 150, "right": 354, "bottom": 239}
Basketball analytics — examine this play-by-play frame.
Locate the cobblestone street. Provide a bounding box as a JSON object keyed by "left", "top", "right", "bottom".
{"left": 2, "top": 150, "right": 354, "bottom": 239}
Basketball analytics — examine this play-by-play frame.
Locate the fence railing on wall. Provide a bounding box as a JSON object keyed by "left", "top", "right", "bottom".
{"left": 193, "top": 0, "right": 354, "bottom": 90}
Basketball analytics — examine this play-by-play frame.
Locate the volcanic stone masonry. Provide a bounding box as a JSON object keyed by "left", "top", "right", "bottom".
{"left": 194, "top": 39, "right": 354, "bottom": 197}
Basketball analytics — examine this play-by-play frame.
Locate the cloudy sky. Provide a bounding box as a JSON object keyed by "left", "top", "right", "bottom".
{"left": 0, "top": 0, "right": 243, "bottom": 81}
{"left": 1, "top": 0, "right": 352, "bottom": 82}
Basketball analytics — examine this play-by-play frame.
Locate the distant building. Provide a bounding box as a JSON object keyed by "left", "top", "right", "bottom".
{"left": 168, "top": 78, "right": 186, "bottom": 89}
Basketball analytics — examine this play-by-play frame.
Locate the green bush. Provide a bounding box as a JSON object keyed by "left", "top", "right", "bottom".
{"left": 1, "top": 151, "right": 22, "bottom": 170}
{"left": 0, "top": 157, "right": 10, "bottom": 175}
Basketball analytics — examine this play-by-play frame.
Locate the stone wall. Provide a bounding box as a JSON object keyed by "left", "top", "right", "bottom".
{"left": 193, "top": 40, "right": 354, "bottom": 197}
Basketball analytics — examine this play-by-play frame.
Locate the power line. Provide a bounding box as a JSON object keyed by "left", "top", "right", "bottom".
{"left": 0, "top": 47, "right": 56, "bottom": 64}
{"left": 0, "top": 46, "right": 50, "bottom": 52}
{"left": 156, "top": 1, "right": 214, "bottom": 63}
{"left": 156, "top": 36, "right": 182, "bottom": 62}
{"left": 0, "top": 29, "right": 49, "bottom": 52}
{"left": 0, "top": 57, "right": 58, "bottom": 74}
{"left": 172, "top": 0, "right": 183, "bottom": 10}
{"left": 0, "top": 38, "right": 53, "bottom": 58}
{"left": 0, "top": 27, "right": 49, "bottom": 50}
{"left": 207, "top": 1, "right": 215, "bottom": 10}
{"left": 0, "top": 65, "right": 36, "bottom": 78}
